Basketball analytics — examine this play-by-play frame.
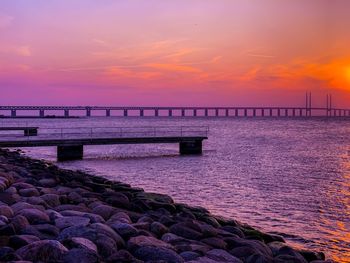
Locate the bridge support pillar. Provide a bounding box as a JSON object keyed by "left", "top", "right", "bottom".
{"left": 235, "top": 109, "right": 238, "bottom": 117}
{"left": 278, "top": 109, "right": 281, "bottom": 117}
{"left": 180, "top": 140, "right": 202, "bottom": 155}
{"left": 205, "top": 109, "right": 208, "bottom": 117}
{"left": 293, "top": 109, "right": 296, "bottom": 117}
{"left": 225, "top": 109, "right": 229, "bottom": 117}
{"left": 57, "top": 145, "right": 83, "bottom": 161}
{"left": 253, "top": 109, "right": 256, "bottom": 117}
{"left": 182, "top": 109, "right": 185, "bottom": 117}
{"left": 64, "top": 110, "right": 69, "bottom": 118}
{"left": 11, "top": 110, "right": 16, "bottom": 118}
{"left": 193, "top": 109, "right": 197, "bottom": 117}
{"left": 140, "top": 109, "right": 144, "bottom": 117}
{"left": 215, "top": 109, "right": 219, "bottom": 117}
{"left": 124, "top": 109, "right": 128, "bottom": 117}
{"left": 39, "top": 110, "right": 45, "bottom": 118}
{"left": 86, "top": 109, "right": 91, "bottom": 117}
{"left": 300, "top": 109, "right": 303, "bottom": 116}
{"left": 169, "top": 109, "right": 172, "bottom": 117}
{"left": 261, "top": 109, "right": 264, "bottom": 117}
{"left": 270, "top": 109, "right": 273, "bottom": 117}
{"left": 244, "top": 109, "right": 247, "bottom": 117}
{"left": 285, "top": 109, "right": 288, "bottom": 117}
{"left": 106, "top": 109, "right": 111, "bottom": 117}
{"left": 155, "top": 109, "right": 159, "bottom": 117}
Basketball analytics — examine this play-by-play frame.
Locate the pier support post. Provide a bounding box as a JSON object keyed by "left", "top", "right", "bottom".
{"left": 244, "top": 109, "right": 247, "bottom": 117}
{"left": 253, "top": 109, "right": 256, "bottom": 117}
{"left": 169, "top": 109, "right": 173, "bottom": 117}
{"left": 86, "top": 109, "right": 91, "bottom": 117}
{"left": 215, "top": 109, "right": 219, "bottom": 117}
{"left": 278, "top": 109, "right": 281, "bottom": 117}
{"left": 300, "top": 109, "right": 303, "bottom": 116}
{"left": 155, "top": 109, "right": 159, "bottom": 117}
{"left": 205, "top": 109, "right": 208, "bottom": 117}
{"left": 235, "top": 109, "right": 238, "bottom": 117}
{"left": 261, "top": 109, "right": 264, "bottom": 117}
{"left": 285, "top": 109, "right": 288, "bottom": 117}
{"left": 140, "top": 109, "right": 144, "bottom": 117}
{"left": 39, "top": 110, "right": 45, "bottom": 118}
{"left": 179, "top": 140, "right": 202, "bottom": 155}
{"left": 124, "top": 109, "right": 128, "bottom": 117}
{"left": 11, "top": 110, "right": 16, "bottom": 118}
{"left": 225, "top": 109, "right": 229, "bottom": 117}
{"left": 64, "top": 110, "right": 69, "bottom": 118}
{"left": 106, "top": 109, "right": 111, "bottom": 117}
{"left": 270, "top": 109, "right": 273, "bottom": 117}
{"left": 57, "top": 145, "right": 83, "bottom": 161}
{"left": 293, "top": 109, "right": 296, "bottom": 117}
{"left": 194, "top": 109, "right": 197, "bottom": 117}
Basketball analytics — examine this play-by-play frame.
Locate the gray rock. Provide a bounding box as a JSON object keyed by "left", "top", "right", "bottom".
{"left": 63, "top": 237, "right": 98, "bottom": 252}
{"left": 39, "top": 178, "right": 57, "bottom": 187}
{"left": 0, "top": 205, "right": 14, "bottom": 218}
{"left": 18, "top": 208, "right": 50, "bottom": 224}
{"left": 18, "top": 188, "right": 40, "bottom": 197}
{"left": 16, "top": 240, "right": 69, "bottom": 262}
{"left": 107, "top": 249, "right": 141, "bottom": 263}
{"left": 90, "top": 223, "right": 125, "bottom": 247}
{"left": 170, "top": 222, "right": 203, "bottom": 240}
{"left": 207, "top": 248, "right": 242, "bottom": 262}
{"left": 55, "top": 216, "right": 90, "bottom": 229}
{"left": 60, "top": 210, "right": 105, "bottom": 223}
{"left": 201, "top": 237, "right": 227, "bottom": 249}
{"left": 110, "top": 223, "right": 139, "bottom": 239}
{"left": 0, "top": 246, "right": 21, "bottom": 261}
{"left": 10, "top": 215, "right": 30, "bottom": 232}
{"left": 63, "top": 248, "right": 99, "bottom": 263}
{"left": 92, "top": 205, "right": 115, "bottom": 220}
{"left": 180, "top": 251, "right": 201, "bottom": 261}
{"left": 133, "top": 246, "right": 184, "bottom": 263}
{"left": 128, "top": 235, "right": 174, "bottom": 251}
{"left": 11, "top": 202, "right": 44, "bottom": 214}
{"left": 9, "top": 234, "right": 40, "bottom": 249}
{"left": 150, "top": 221, "right": 168, "bottom": 237}
{"left": 41, "top": 194, "right": 61, "bottom": 207}
{"left": 55, "top": 204, "right": 90, "bottom": 213}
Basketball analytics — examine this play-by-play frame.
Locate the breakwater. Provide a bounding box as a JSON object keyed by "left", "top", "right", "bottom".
{"left": 0, "top": 148, "right": 330, "bottom": 262}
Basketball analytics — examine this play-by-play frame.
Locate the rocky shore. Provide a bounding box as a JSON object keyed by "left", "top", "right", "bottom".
{"left": 0, "top": 148, "right": 331, "bottom": 263}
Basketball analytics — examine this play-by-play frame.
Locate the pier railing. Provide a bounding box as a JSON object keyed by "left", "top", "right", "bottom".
{"left": 0, "top": 126, "right": 209, "bottom": 141}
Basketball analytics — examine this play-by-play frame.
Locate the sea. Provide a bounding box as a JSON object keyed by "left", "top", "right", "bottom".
{"left": 1, "top": 117, "right": 349, "bottom": 262}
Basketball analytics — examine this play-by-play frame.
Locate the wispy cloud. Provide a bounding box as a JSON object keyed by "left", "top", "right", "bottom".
{"left": 246, "top": 53, "right": 275, "bottom": 59}
{"left": 0, "top": 14, "right": 14, "bottom": 29}
{"left": 16, "top": 46, "right": 31, "bottom": 57}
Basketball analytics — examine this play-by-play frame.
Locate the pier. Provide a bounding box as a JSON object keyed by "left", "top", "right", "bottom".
{"left": 0, "top": 126, "right": 208, "bottom": 161}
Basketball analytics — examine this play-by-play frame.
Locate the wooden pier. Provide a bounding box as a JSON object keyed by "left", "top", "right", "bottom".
{"left": 0, "top": 126, "right": 208, "bottom": 161}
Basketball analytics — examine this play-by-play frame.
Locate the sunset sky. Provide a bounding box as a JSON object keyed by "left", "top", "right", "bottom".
{"left": 1, "top": 0, "right": 350, "bottom": 106}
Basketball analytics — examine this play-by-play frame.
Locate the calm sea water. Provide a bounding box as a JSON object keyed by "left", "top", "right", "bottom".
{"left": 1, "top": 117, "right": 350, "bottom": 262}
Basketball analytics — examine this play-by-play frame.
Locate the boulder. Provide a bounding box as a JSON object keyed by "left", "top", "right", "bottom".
{"left": 18, "top": 208, "right": 50, "bottom": 224}
{"left": 150, "top": 221, "right": 168, "bottom": 237}
{"left": 170, "top": 222, "right": 203, "bottom": 240}
{"left": 63, "top": 248, "right": 99, "bottom": 263}
{"left": 128, "top": 235, "right": 174, "bottom": 251}
{"left": 63, "top": 237, "right": 98, "bottom": 252}
{"left": 16, "top": 240, "right": 69, "bottom": 262}
{"left": 110, "top": 223, "right": 139, "bottom": 239}
{"left": 55, "top": 216, "right": 90, "bottom": 229}
{"left": 9, "top": 235, "right": 40, "bottom": 249}
{"left": 0, "top": 246, "right": 21, "bottom": 261}
{"left": 38, "top": 178, "right": 57, "bottom": 187}
{"left": 41, "top": 194, "right": 61, "bottom": 207}
{"left": 0, "top": 205, "right": 14, "bottom": 218}
{"left": 205, "top": 249, "right": 242, "bottom": 262}
{"left": 133, "top": 246, "right": 184, "bottom": 263}
{"left": 18, "top": 188, "right": 40, "bottom": 197}
{"left": 10, "top": 215, "right": 30, "bottom": 233}
{"left": 107, "top": 249, "right": 141, "bottom": 263}
{"left": 92, "top": 205, "right": 116, "bottom": 220}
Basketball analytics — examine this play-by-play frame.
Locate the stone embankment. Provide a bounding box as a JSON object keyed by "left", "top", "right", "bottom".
{"left": 0, "top": 149, "right": 331, "bottom": 262}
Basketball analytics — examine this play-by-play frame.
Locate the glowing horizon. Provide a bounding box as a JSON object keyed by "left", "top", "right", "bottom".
{"left": 1, "top": 0, "right": 350, "bottom": 107}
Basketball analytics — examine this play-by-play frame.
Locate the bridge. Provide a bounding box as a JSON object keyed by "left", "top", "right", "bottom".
{"left": 0, "top": 94, "right": 348, "bottom": 118}
{"left": 0, "top": 126, "right": 208, "bottom": 161}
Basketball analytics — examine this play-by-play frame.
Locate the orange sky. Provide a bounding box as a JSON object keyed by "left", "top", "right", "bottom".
{"left": 1, "top": 0, "right": 350, "bottom": 106}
